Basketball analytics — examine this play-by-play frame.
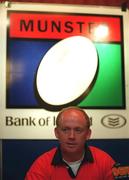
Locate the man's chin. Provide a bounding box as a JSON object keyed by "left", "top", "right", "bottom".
{"left": 64, "top": 146, "right": 78, "bottom": 153}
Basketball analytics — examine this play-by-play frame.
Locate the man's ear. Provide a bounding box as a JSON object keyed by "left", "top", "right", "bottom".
{"left": 86, "top": 129, "right": 91, "bottom": 140}
{"left": 54, "top": 127, "right": 59, "bottom": 139}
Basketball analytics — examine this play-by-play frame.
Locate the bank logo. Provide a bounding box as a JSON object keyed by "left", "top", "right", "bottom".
{"left": 101, "top": 114, "right": 126, "bottom": 128}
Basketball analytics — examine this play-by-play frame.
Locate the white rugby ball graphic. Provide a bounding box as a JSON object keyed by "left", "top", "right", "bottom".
{"left": 36, "top": 36, "right": 98, "bottom": 106}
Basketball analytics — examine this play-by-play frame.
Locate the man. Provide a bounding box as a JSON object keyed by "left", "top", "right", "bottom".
{"left": 25, "top": 106, "right": 115, "bottom": 179}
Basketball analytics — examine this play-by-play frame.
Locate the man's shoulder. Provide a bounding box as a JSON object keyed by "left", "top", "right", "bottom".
{"left": 89, "top": 145, "right": 106, "bottom": 153}
{"left": 89, "top": 146, "right": 114, "bottom": 161}
{"left": 41, "top": 147, "right": 57, "bottom": 156}
{"left": 36, "top": 147, "right": 57, "bottom": 162}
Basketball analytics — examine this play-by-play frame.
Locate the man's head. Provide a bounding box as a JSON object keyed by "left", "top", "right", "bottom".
{"left": 56, "top": 106, "right": 91, "bottom": 128}
{"left": 54, "top": 106, "right": 91, "bottom": 161}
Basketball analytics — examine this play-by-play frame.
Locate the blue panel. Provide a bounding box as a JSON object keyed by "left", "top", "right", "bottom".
{"left": 7, "top": 39, "right": 58, "bottom": 107}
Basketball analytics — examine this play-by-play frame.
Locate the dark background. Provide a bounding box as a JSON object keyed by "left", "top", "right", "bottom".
{"left": 2, "top": 139, "right": 129, "bottom": 180}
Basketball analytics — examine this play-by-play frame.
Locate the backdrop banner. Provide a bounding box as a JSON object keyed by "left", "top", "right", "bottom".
{"left": 0, "top": 2, "right": 129, "bottom": 139}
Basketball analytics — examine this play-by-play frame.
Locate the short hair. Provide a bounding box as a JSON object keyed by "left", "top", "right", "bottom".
{"left": 56, "top": 106, "right": 91, "bottom": 128}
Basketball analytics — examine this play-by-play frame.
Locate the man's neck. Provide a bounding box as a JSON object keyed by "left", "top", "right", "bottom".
{"left": 62, "top": 151, "right": 85, "bottom": 162}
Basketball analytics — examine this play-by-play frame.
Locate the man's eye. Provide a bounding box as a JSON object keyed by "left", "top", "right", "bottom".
{"left": 75, "top": 129, "right": 82, "bottom": 133}
{"left": 60, "top": 128, "right": 84, "bottom": 134}
{"left": 75, "top": 128, "right": 84, "bottom": 133}
{"left": 61, "top": 128, "right": 69, "bottom": 132}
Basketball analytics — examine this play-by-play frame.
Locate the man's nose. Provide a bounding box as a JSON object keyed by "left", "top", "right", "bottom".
{"left": 68, "top": 130, "right": 75, "bottom": 139}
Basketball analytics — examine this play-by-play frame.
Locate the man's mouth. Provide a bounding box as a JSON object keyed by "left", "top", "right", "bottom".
{"left": 66, "top": 142, "right": 77, "bottom": 147}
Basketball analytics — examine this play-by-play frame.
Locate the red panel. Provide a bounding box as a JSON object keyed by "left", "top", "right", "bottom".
{"left": 9, "top": 12, "right": 121, "bottom": 42}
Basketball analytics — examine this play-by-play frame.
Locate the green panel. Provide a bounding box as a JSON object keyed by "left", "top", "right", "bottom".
{"left": 79, "top": 43, "right": 124, "bottom": 108}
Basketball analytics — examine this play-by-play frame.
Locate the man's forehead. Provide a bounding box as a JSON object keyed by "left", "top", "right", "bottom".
{"left": 60, "top": 111, "right": 87, "bottom": 125}
{"left": 56, "top": 107, "right": 90, "bottom": 127}
{"left": 61, "top": 109, "right": 86, "bottom": 119}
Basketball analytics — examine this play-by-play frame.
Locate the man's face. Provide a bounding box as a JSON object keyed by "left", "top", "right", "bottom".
{"left": 54, "top": 109, "right": 91, "bottom": 155}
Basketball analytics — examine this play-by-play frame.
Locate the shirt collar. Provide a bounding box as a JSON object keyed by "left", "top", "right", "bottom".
{"left": 51, "top": 144, "right": 94, "bottom": 166}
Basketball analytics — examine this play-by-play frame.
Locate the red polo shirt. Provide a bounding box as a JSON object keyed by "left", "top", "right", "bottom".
{"left": 25, "top": 145, "right": 115, "bottom": 180}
